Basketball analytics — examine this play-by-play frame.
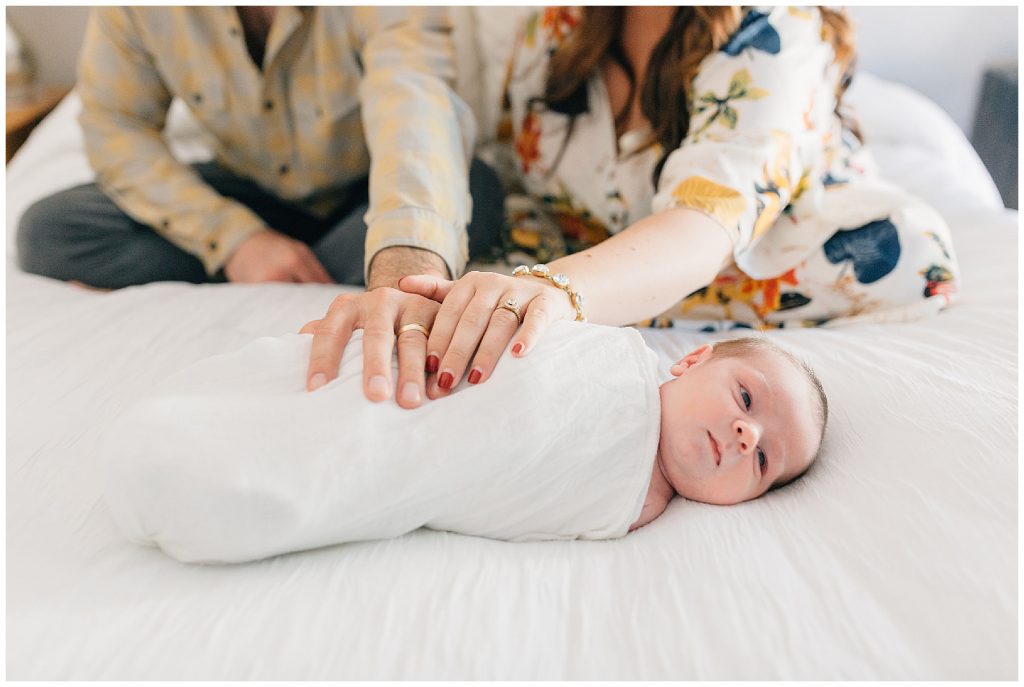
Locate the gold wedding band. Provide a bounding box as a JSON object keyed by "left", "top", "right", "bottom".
{"left": 398, "top": 322, "right": 431, "bottom": 338}
{"left": 495, "top": 296, "right": 523, "bottom": 324}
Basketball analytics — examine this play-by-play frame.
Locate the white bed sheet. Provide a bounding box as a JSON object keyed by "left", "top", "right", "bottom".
{"left": 5, "top": 74, "right": 1017, "bottom": 679}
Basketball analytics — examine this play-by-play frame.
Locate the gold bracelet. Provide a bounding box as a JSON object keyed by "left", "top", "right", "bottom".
{"left": 512, "top": 264, "right": 587, "bottom": 322}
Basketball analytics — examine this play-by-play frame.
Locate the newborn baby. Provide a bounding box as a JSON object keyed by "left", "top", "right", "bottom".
{"left": 103, "top": 321, "right": 826, "bottom": 564}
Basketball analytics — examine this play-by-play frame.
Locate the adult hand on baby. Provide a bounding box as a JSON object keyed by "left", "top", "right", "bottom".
{"left": 300, "top": 288, "right": 441, "bottom": 408}
{"left": 225, "top": 229, "right": 333, "bottom": 284}
{"left": 398, "top": 271, "right": 575, "bottom": 396}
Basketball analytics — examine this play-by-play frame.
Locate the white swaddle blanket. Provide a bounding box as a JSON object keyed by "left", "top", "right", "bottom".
{"left": 102, "top": 321, "right": 662, "bottom": 563}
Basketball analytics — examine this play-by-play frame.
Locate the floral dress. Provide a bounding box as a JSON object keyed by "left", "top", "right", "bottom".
{"left": 497, "top": 6, "right": 959, "bottom": 329}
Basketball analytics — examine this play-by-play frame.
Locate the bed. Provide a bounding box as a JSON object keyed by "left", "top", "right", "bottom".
{"left": 5, "top": 29, "right": 1017, "bottom": 679}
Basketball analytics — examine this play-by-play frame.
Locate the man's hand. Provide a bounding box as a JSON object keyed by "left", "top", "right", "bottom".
{"left": 301, "top": 288, "right": 441, "bottom": 408}
{"left": 224, "top": 229, "right": 333, "bottom": 283}
{"left": 300, "top": 245, "right": 450, "bottom": 408}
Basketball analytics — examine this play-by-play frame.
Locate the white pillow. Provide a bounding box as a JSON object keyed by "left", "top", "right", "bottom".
{"left": 845, "top": 71, "right": 1002, "bottom": 213}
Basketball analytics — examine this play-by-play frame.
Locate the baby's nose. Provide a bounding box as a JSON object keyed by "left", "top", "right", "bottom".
{"left": 732, "top": 419, "right": 761, "bottom": 456}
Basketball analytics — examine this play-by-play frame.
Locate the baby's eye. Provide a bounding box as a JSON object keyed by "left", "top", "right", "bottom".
{"left": 740, "top": 388, "right": 751, "bottom": 410}
{"left": 757, "top": 448, "right": 767, "bottom": 473}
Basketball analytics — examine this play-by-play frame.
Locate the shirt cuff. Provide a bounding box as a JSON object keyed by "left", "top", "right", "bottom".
{"left": 184, "top": 202, "right": 267, "bottom": 276}
{"left": 364, "top": 206, "right": 469, "bottom": 284}
{"left": 204, "top": 221, "right": 266, "bottom": 277}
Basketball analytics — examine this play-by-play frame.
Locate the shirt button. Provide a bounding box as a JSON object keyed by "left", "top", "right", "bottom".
{"left": 161, "top": 219, "right": 170, "bottom": 229}
{"left": 209, "top": 239, "right": 218, "bottom": 250}
{"left": 278, "top": 164, "right": 290, "bottom": 175}
{"left": 229, "top": 26, "right": 239, "bottom": 37}
{"left": 192, "top": 93, "right": 203, "bottom": 104}
{"left": 264, "top": 100, "right": 274, "bottom": 111}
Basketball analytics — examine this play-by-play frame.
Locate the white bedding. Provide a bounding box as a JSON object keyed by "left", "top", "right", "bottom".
{"left": 6, "top": 72, "right": 1017, "bottom": 678}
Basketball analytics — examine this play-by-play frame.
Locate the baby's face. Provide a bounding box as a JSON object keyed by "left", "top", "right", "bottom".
{"left": 657, "top": 344, "right": 820, "bottom": 505}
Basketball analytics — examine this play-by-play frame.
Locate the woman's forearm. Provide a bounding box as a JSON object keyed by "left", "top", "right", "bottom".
{"left": 547, "top": 207, "right": 734, "bottom": 326}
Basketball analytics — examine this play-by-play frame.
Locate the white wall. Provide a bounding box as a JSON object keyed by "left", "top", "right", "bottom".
{"left": 5, "top": 6, "right": 1019, "bottom": 135}
{"left": 5, "top": 6, "right": 90, "bottom": 89}
{"left": 848, "top": 6, "right": 1018, "bottom": 133}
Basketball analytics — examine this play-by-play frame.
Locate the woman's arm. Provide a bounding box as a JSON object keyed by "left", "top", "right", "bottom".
{"left": 545, "top": 207, "right": 733, "bottom": 326}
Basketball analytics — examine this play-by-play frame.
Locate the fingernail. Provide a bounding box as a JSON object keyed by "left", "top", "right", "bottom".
{"left": 368, "top": 375, "right": 390, "bottom": 400}
{"left": 512, "top": 342, "right": 524, "bottom": 355}
{"left": 438, "top": 371, "right": 454, "bottom": 390}
{"left": 400, "top": 381, "right": 420, "bottom": 405}
{"left": 309, "top": 373, "right": 327, "bottom": 391}
{"left": 468, "top": 369, "right": 482, "bottom": 385}
{"left": 426, "top": 354, "right": 439, "bottom": 374}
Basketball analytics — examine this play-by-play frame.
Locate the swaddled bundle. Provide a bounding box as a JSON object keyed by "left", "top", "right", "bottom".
{"left": 103, "top": 321, "right": 661, "bottom": 563}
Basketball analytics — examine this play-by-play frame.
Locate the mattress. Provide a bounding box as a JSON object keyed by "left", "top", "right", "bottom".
{"left": 5, "top": 73, "right": 1017, "bottom": 679}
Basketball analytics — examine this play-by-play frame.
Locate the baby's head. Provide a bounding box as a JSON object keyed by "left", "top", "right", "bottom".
{"left": 657, "top": 337, "right": 827, "bottom": 506}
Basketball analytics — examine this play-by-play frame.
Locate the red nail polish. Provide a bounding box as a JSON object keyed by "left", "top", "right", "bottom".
{"left": 468, "top": 369, "right": 481, "bottom": 384}
{"left": 426, "top": 355, "right": 439, "bottom": 373}
{"left": 512, "top": 342, "right": 524, "bottom": 355}
{"left": 438, "top": 371, "right": 454, "bottom": 390}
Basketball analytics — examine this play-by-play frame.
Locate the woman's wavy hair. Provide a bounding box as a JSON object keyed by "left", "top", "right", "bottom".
{"left": 541, "top": 7, "right": 857, "bottom": 184}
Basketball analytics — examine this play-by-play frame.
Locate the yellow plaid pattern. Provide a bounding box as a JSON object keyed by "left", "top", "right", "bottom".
{"left": 77, "top": 7, "right": 472, "bottom": 277}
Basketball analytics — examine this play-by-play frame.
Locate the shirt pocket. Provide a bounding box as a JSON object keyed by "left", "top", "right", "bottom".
{"left": 175, "top": 70, "right": 234, "bottom": 134}
{"left": 312, "top": 50, "right": 361, "bottom": 125}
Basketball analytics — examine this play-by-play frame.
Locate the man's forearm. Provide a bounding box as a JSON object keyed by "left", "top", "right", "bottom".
{"left": 366, "top": 245, "right": 451, "bottom": 290}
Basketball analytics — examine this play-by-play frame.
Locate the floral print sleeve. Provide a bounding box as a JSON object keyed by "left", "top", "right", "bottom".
{"left": 651, "top": 7, "right": 840, "bottom": 276}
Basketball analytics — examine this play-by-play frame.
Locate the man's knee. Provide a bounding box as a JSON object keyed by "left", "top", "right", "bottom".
{"left": 16, "top": 192, "right": 73, "bottom": 277}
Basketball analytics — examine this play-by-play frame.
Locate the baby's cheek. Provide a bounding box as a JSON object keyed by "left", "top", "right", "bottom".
{"left": 704, "top": 469, "right": 755, "bottom": 506}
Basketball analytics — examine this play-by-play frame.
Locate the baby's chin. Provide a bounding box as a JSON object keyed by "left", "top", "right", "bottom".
{"left": 660, "top": 449, "right": 736, "bottom": 506}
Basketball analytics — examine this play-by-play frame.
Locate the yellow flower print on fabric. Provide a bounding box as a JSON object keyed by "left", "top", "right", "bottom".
{"left": 542, "top": 184, "right": 611, "bottom": 250}
{"left": 691, "top": 69, "right": 769, "bottom": 138}
{"left": 752, "top": 130, "right": 794, "bottom": 240}
{"left": 510, "top": 226, "right": 541, "bottom": 250}
{"left": 496, "top": 52, "right": 516, "bottom": 142}
{"left": 671, "top": 176, "right": 746, "bottom": 232}
{"left": 504, "top": 199, "right": 569, "bottom": 265}
{"left": 523, "top": 11, "right": 540, "bottom": 47}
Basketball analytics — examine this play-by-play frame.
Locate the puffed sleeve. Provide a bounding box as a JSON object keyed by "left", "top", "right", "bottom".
{"left": 650, "top": 7, "right": 837, "bottom": 278}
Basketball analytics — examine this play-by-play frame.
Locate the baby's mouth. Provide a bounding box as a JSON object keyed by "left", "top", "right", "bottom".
{"left": 707, "top": 431, "right": 721, "bottom": 466}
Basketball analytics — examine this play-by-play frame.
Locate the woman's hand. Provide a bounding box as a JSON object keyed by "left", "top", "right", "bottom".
{"left": 399, "top": 270, "right": 576, "bottom": 395}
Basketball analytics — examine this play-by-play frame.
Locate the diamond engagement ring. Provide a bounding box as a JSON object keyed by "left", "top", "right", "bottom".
{"left": 495, "top": 296, "right": 523, "bottom": 324}
{"left": 398, "top": 322, "right": 431, "bottom": 338}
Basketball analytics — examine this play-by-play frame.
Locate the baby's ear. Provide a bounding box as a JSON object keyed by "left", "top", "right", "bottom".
{"left": 670, "top": 343, "right": 714, "bottom": 376}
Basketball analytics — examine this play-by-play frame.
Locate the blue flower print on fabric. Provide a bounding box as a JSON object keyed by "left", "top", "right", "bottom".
{"left": 823, "top": 218, "right": 901, "bottom": 284}
{"left": 822, "top": 172, "right": 848, "bottom": 187}
{"left": 921, "top": 264, "right": 955, "bottom": 298}
{"left": 721, "top": 11, "right": 781, "bottom": 57}
{"left": 778, "top": 292, "right": 811, "bottom": 311}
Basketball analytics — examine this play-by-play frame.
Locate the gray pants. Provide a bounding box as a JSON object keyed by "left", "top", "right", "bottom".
{"left": 16, "top": 159, "right": 505, "bottom": 288}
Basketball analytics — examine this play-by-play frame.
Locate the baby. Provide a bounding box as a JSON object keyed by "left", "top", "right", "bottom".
{"left": 102, "top": 321, "right": 826, "bottom": 564}
{"left": 635, "top": 336, "right": 827, "bottom": 529}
